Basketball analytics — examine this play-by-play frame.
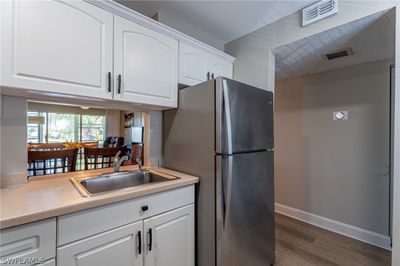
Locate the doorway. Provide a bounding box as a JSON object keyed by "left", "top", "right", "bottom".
{"left": 272, "top": 8, "right": 395, "bottom": 265}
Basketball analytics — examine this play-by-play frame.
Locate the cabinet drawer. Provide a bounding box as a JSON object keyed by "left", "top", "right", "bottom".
{"left": 0, "top": 218, "right": 56, "bottom": 266}
{"left": 58, "top": 185, "right": 194, "bottom": 246}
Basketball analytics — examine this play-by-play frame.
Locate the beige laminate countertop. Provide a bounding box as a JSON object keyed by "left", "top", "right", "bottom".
{"left": 0, "top": 165, "right": 198, "bottom": 229}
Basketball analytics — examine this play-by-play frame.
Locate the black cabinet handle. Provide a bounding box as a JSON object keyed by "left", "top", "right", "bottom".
{"left": 141, "top": 205, "right": 149, "bottom": 212}
{"left": 211, "top": 73, "right": 215, "bottom": 79}
{"left": 148, "top": 228, "right": 152, "bottom": 251}
{"left": 107, "top": 72, "right": 111, "bottom": 92}
{"left": 137, "top": 231, "right": 142, "bottom": 254}
{"left": 118, "top": 74, "right": 122, "bottom": 94}
{"left": 207, "top": 72, "right": 210, "bottom": 80}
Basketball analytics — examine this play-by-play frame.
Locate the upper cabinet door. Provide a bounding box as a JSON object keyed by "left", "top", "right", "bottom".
{"left": 144, "top": 205, "right": 194, "bottom": 266}
{"left": 179, "top": 43, "right": 208, "bottom": 86}
{"left": 209, "top": 55, "right": 233, "bottom": 79}
{"left": 0, "top": 0, "right": 113, "bottom": 99}
{"left": 114, "top": 15, "right": 178, "bottom": 108}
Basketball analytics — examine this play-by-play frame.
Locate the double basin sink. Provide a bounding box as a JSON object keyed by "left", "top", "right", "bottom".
{"left": 71, "top": 170, "right": 179, "bottom": 197}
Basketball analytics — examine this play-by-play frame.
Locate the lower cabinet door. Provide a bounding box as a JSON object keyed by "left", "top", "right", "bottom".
{"left": 57, "top": 221, "right": 143, "bottom": 266}
{"left": 34, "top": 259, "right": 55, "bottom": 266}
{"left": 144, "top": 204, "right": 194, "bottom": 266}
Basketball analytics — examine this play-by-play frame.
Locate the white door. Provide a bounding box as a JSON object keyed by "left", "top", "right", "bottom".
{"left": 114, "top": 15, "right": 178, "bottom": 108}
{"left": 209, "top": 55, "right": 233, "bottom": 79}
{"left": 0, "top": 0, "right": 113, "bottom": 99}
{"left": 57, "top": 221, "right": 143, "bottom": 266}
{"left": 144, "top": 205, "right": 194, "bottom": 266}
{"left": 179, "top": 43, "right": 209, "bottom": 86}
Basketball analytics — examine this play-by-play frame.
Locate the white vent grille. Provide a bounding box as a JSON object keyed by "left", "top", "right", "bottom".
{"left": 302, "top": 0, "right": 338, "bottom": 26}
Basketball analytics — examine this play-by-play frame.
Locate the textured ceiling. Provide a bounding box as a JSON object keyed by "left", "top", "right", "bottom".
{"left": 116, "top": 0, "right": 314, "bottom": 46}
{"left": 274, "top": 9, "right": 395, "bottom": 80}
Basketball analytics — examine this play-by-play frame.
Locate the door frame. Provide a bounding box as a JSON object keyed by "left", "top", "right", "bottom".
{"left": 267, "top": 6, "right": 400, "bottom": 265}
{"left": 391, "top": 6, "right": 400, "bottom": 264}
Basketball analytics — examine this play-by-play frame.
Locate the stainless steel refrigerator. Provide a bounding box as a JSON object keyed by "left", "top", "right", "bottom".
{"left": 163, "top": 77, "right": 275, "bottom": 266}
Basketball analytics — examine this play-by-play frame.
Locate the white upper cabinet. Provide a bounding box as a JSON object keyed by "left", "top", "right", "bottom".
{"left": 209, "top": 55, "right": 234, "bottom": 80}
{"left": 179, "top": 43, "right": 209, "bottom": 86}
{"left": 178, "top": 42, "right": 234, "bottom": 86}
{"left": 114, "top": 15, "right": 178, "bottom": 108}
{"left": 0, "top": 0, "right": 113, "bottom": 99}
{"left": 0, "top": 1, "right": 233, "bottom": 108}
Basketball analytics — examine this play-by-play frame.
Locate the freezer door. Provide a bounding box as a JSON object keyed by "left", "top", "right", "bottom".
{"left": 216, "top": 78, "right": 274, "bottom": 154}
{"left": 216, "top": 151, "right": 275, "bottom": 266}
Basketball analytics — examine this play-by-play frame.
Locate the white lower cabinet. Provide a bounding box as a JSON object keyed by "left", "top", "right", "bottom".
{"left": 57, "top": 220, "right": 143, "bottom": 266}
{"left": 35, "top": 259, "right": 55, "bottom": 266}
{"left": 144, "top": 205, "right": 194, "bottom": 266}
{"left": 0, "top": 218, "right": 56, "bottom": 266}
{"left": 57, "top": 186, "right": 195, "bottom": 266}
{"left": 58, "top": 204, "right": 194, "bottom": 266}
{"left": 0, "top": 187, "right": 195, "bottom": 266}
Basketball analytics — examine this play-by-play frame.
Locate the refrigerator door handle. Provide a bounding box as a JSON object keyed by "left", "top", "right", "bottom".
{"left": 216, "top": 155, "right": 233, "bottom": 230}
{"left": 216, "top": 154, "right": 234, "bottom": 266}
{"left": 224, "top": 156, "right": 233, "bottom": 230}
{"left": 223, "top": 79, "right": 233, "bottom": 155}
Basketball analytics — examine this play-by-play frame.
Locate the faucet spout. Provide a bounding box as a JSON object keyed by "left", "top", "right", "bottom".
{"left": 136, "top": 158, "right": 143, "bottom": 172}
{"left": 113, "top": 151, "right": 128, "bottom": 173}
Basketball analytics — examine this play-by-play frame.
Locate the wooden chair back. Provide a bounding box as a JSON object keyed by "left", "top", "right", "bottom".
{"left": 28, "top": 143, "right": 65, "bottom": 151}
{"left": 27, "top": 148, "right": 78, "bottom": 177}
{"left": 80, "top": 142, "right": 99, "bottom": 148}
{"left": 84, "top": 146, "right": 128, "bottom": 170}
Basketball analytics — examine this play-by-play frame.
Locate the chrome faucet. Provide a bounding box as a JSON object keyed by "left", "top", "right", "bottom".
{"left": 113, "top": 151, "right": 128, "bottom": 173}
{"left": 136, "top": 157, "right": 143, "bottom": 172}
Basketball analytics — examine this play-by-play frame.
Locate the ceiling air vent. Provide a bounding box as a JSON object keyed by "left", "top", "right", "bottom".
{"left": 302, "top": 0, "right": 338, "bottom": 26}
{"left": 324, "top": 48, "right": 353, "bottom": 60}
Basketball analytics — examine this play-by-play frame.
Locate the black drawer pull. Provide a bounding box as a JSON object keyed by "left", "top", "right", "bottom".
{"left": 118, "top": 74, "right": 122, "bottom": 94}
{"left": 137, "top": 231, "right": 142, "bottom": 254}
{"left": 141, "top": 205, "right": 149, "bottom": 212}
{"left": 148, "top": 228, "right": 152, "bottom": 251}
{"left": 107, "top": 72, "right": 111, "bottom": 92}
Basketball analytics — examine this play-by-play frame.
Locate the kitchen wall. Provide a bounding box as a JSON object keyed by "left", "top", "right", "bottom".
{"left": 145, "top": 111, "right": 162, "bottom": 167}
{"left": 275, "top": 59, "right": 392, "bottom": 237}
{"left": 105, "top": 109, "right": 122, "bottom": 137}
{"left": 0, "top": 96, "right": 28, "bottom": 187}
{"left": 225, "top": 1, "right": 398, "bottom": 92}
{"left": 156, "top": 10, "right": 225, "bottom": 50}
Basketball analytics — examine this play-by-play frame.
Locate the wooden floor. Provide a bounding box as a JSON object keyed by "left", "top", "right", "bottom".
{"left": 275, "top": 213, "right": 391, "bottom": 266}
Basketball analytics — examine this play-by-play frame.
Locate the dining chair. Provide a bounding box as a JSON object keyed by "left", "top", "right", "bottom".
{"left": 84, "top": 146, "right": 128, "bottom": 170}
{"left": 28, "top": 143, "right": 65, "bottom": 151}
{"left": 27, "top": 148, "right": 79, "bottom": 177}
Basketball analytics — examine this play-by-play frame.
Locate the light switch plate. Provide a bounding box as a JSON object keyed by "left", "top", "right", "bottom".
{"left": 333, "top": 111, "right": 348, "bottom": 120}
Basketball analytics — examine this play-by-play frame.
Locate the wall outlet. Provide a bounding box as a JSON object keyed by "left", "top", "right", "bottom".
{"left": 333, "top": 111, "right": 348, "bottom": 121}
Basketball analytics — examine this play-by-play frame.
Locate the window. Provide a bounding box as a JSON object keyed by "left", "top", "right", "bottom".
{"left": 27, "top": 112, "right": 106, "bottom": 143}
{"left": 27, "top": 110, "right": 107, "bottom": 171}
{"left": 80, "top": 115, "right": 106, "bottom": 142}
{"left": 27, "top": 111, "right": 45, "bottom": 143}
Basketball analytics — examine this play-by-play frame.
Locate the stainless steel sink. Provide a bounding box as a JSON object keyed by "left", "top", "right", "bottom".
{"left": 71, "top": 170, "right": 179, "bottom": 197}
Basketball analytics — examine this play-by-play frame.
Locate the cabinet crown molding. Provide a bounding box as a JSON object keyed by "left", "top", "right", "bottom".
{"left": 86, "top": 0, "right": 235, "bottom": 63}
